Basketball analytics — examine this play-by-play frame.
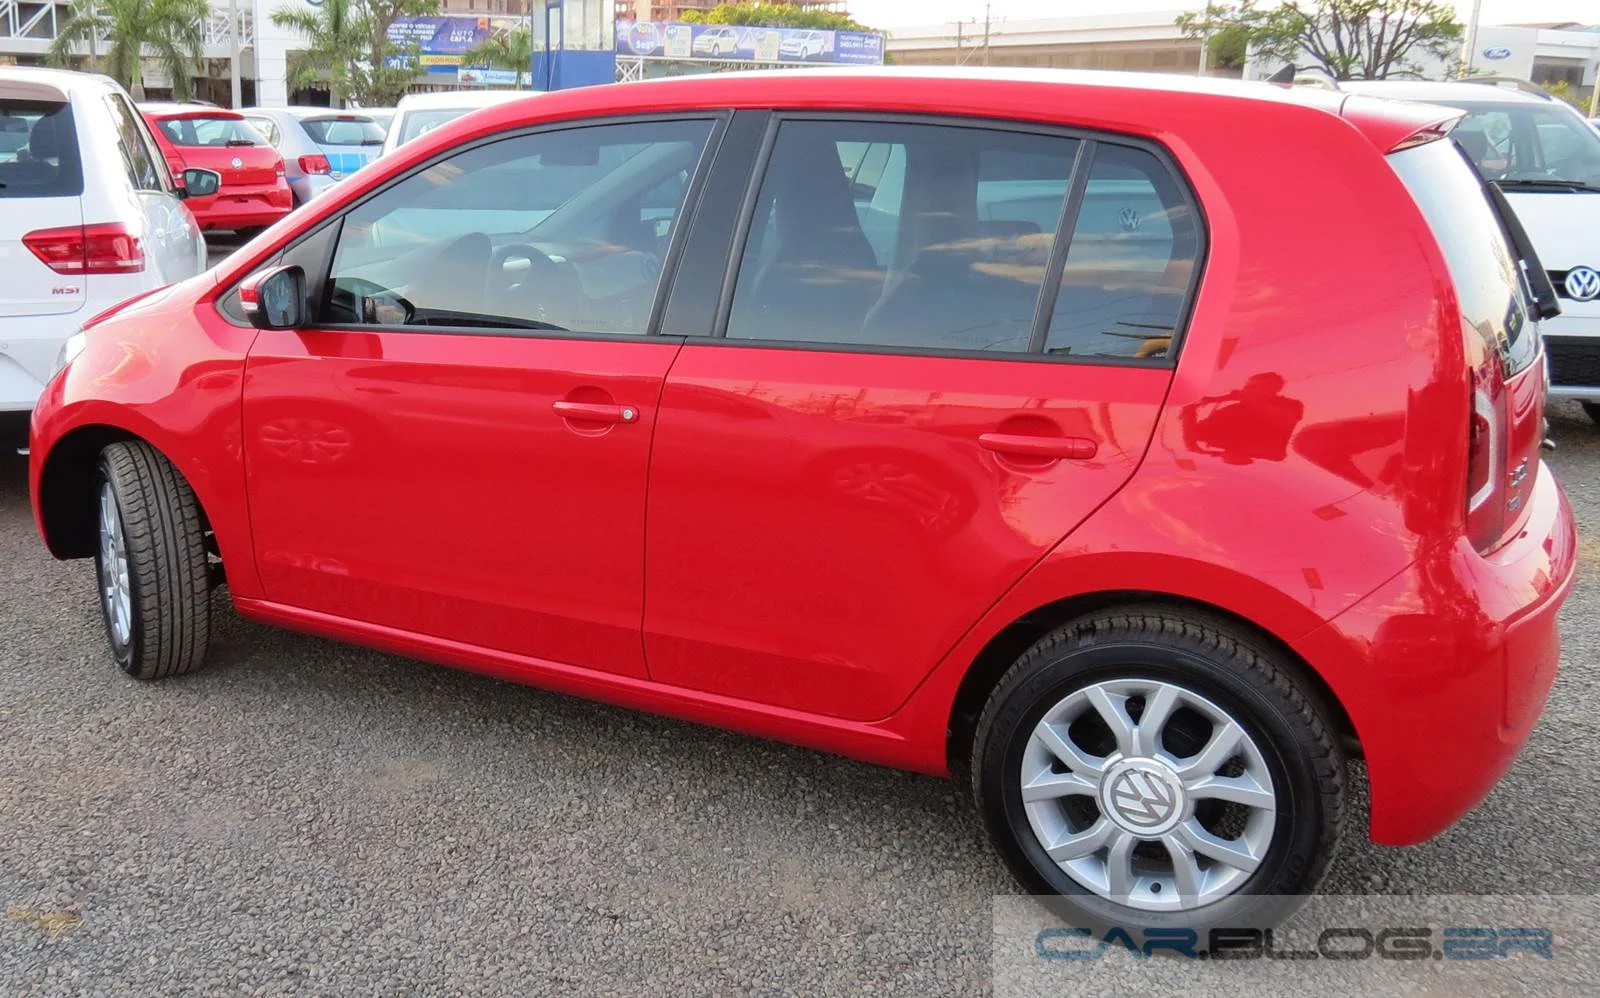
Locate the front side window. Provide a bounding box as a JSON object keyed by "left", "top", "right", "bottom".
{"left": 322, "top": 118, "right": 715, "bottom": 335}
{"left": 725, "top": 119, "right": 1079, "bottom": 354}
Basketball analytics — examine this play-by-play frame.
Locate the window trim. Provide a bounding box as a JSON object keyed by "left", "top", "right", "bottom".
{"left": 707, "top": 110, "right": 1209, "bottom": 368}
{"left": 222, "top": 111, "right": 731, "bottom": 341}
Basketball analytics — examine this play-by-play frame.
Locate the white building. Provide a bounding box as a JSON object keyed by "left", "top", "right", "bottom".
{"left": 885, "top": 10, "right": 1207, "bottom": 75}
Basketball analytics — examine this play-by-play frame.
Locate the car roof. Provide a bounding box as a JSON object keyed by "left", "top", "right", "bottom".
{"left": 0, "top": 65, "right": 118, "bottom": 99}
{"left": 1337, "top": 79, "right": 1553, "bottom": 106}
{"left": 395, "top": 90, "right": 536, "bottom": 111}
{"left": 282, "top": 106, "right": 379, "bottom": 121}
{"left": 406, "top": 67, "right": 1455, "bottom": 158}
{"left": 140, "top": 102, "right": 241, "bottom": 119}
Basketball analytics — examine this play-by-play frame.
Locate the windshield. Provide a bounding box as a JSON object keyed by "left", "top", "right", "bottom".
{"left": 398, "top": 108, "right": 475, "bottom": 146}
{"left": 300, "top": 116, "right": 386, "bottom": 147}
{"left": 156, "top": 115, "right": 267, "bottom": 148}
{"left": 1448, "top": 102, "right": 1600, "bottom": 188}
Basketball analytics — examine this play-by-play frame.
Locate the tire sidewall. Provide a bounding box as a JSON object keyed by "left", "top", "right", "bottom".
{"left": 94, "top": 459, "right": 143, "bottom": 677}
{"left": 979, "top": 638, "right": 1326, "bottom": 932}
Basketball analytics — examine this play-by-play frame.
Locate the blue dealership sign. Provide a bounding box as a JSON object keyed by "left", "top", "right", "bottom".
{"left": 615, "top": 19, "right": 885, "bottom": 65}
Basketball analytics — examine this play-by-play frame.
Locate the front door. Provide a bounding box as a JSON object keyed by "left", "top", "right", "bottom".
{"left": 240, "top": 116, "right": 719, "bottom": 676}
{"left": 644, "top": 117, "right": 1201, "bottom": 719}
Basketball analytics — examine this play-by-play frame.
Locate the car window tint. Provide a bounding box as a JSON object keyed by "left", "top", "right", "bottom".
{"left": 1044, "top": 144, "right": 1199, "bottom": 361}
{"left": 0, "top": 99, "right": 84, "bottom": 198}
{"left": 726, "top": 120, "right": 1077, "bottom": 354}
{"left": 299, "top": 117, "right": 386, "bottom": 147}
{"left": 246, "top": 116, "right": 281, "bottom": 147}
{"left": 104, "top": 94, "right": 165, "bottom": 192}
{"left": 322, "top": 118, "right": 714, "bottom": 335}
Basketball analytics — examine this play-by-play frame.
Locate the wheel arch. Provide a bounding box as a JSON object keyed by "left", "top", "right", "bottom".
{"left": 36, "top": 424, "right": 213, "bottom": 560}
{"left": 943, "top": 590, "right": 1360, "bottom": 781}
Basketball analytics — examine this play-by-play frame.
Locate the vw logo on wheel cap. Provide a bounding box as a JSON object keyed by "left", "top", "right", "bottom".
{"left": 1566, "top": 266, "right": 1600, "bottom": 303}
{"left": 1101, "top": 759, "right": 1184, "bottom": 835}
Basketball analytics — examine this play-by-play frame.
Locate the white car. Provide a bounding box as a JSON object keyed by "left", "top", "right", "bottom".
{"left": 779, "top": 30, "right": 828, "bottom": 61}
{"left": 379, "top": 90, "right": 537, "bottom": 158}
{"left": 1343, "top": 79, "right": 1600, "bottom": 420}
{"left": 692, "top": 26, "right": 740, "bottom": 58}
{"left": 0, "top": 67, "right": 213, "bottom": 430}
{"left": 241, "top": 107, "right": 387, "bottom": 204}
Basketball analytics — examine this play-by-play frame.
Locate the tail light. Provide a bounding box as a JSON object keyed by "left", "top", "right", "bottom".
{"left": 23, "top": 223, "right": 146, "bottom": 276}
{"left": 275, "top": 160, "right": 287, "bottom": 177}
{"left": 298, "top": 154, "right": 331, "bottom": 175}
{"left": 1465, "top": 364, "right": 1507, "bottom": 552}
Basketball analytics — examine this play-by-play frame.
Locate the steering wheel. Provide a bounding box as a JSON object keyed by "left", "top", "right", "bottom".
{"left": 486, "top": 243, "right": 574, "bottom": 325}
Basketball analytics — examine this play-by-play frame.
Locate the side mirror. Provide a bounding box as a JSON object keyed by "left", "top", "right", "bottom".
{"left": 239, "top": 265, "right": 307, "bottom": 329}
{"left": 179, "top": 167, "right": 221, "bottom": 199}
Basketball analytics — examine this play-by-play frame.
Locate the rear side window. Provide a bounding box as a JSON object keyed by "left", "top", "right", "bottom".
{"left": 157, "top": 115, "right": 267, "bottom": 148}
{"left": 246, "top": 116, "right": 282, "bottom": 147}
{"left": 1046, "top": 145, "right": 1201, "bottom": 359}
{"left": 300, "top": 117, "right": 386, "bottom": 147}
{"left": 0, "top": 100, "right": 84, "bottom": 198}
{"left": 726, "top": 119, "right": 1079, "bottom": 354}
{"left": 1389, "top": 139, "right": 1537, "bottom": 375}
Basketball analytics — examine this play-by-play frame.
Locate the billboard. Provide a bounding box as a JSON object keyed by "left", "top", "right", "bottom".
{"left": 615, "top": 20, "right": 885, "bottom": 66}
{"left": 386, "top": 15, "right": 524, "bottom": 79}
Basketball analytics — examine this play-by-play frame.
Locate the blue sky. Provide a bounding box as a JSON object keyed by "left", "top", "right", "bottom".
{"left": 850, "top": 0, "right": 1599, "bottom": 30}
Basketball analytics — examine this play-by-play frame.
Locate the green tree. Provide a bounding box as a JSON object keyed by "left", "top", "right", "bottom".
{"left": 1177, "top": 0, "right": 1462, "bottom": 80}
{"left": 48, "top": 0, "right": 209, "bottom": 100}
{"left": 272, "top": 0, "right": 438, "bottom": 108}
{"left": 461, "top": 25, "right": 533, "bottom": 89}
{"left": 680, "top": 3, "right": 870, "bottom": 31}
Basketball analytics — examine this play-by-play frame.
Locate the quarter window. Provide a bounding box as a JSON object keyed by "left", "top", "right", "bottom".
{"left": 1044, "top": 144, "right": 1201, "bottom": 360}
{"left": 321, "top": 118, "right": 714, "bottom": 335}
{"left": 725, "top": 119, "right": 1079, "bottom": 354}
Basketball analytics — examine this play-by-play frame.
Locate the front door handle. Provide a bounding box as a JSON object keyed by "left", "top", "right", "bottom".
{"left": 552, "top": 400, "right": 639, "bottom": 424}
{"left": 978, "top": 433, "right": 1097, "bottom": 460}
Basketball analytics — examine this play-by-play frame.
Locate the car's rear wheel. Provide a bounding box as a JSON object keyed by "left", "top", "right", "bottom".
{"left": 94, "top": 442, "right": 212, "bottom": 680}
{"left": 1581, "top": 401, "right": 1600, "bottom": 427}
{"left": 971, "top": 606, "right": 1344, "bottom": 929}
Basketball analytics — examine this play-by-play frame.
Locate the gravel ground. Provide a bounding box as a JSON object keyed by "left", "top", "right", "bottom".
{"left": 2, "top": 384, "right": 1597, "bottom": 996}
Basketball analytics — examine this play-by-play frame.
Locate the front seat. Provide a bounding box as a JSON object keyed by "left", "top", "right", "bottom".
{"left": 732, "top": 134, "right": 884, "bottom": 343}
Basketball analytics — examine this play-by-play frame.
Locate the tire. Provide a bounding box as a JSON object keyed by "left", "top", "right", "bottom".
{"left": 1582, "top": 401, "right": 1600, "bottom": 427}
{"left": 970, "top": 606, "right": 1344, "bottom": 931}
{"left": 94, "top": 442, "right": 213, "bottom": 680}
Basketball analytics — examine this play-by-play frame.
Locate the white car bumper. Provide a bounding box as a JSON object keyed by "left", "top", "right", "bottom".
{"left": 0, "top": 311, "right": 82, "bottom": 413}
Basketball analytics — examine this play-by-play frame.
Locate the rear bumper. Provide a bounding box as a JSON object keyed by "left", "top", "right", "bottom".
{"left": 1294, "top": 466, "right": 1576, "bottom": 846}
{"left": 193, "top": 185, "right": 293, "bottom": 230}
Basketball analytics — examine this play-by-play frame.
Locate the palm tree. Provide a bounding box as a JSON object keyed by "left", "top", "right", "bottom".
{"left": 461, "top": 25, "right": 533, "bottom": 90}
{"left": 49, "top": 0, "right": 209, "bottom": 100}
{"left": 271, "top": 0, "right": 365, "bottom": 108}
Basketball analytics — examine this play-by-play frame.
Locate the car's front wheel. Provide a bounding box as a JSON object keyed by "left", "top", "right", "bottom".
{"left": 971, "top": 607, "right": 1345, "bottom": 929}
{"left": 94, "top": 442, "right": 213, "bottom": 680}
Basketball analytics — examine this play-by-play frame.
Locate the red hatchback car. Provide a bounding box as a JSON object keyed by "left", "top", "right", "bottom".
{"left": 141, "top": 104, "right": 293, "bottom": 235}
{"left": 30, "top": 70, "right": 1576, "bottom": 928}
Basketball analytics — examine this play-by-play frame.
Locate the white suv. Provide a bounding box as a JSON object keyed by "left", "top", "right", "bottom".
{"left": 1, "top": 68, "right": 212, "bottom": 432}
{"left": 1342, "top": 79, "right": 1600, "bottom": 420}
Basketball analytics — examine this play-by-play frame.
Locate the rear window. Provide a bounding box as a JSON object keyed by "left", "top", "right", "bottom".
{"left": 0, "top": 100, "right": 84, "bottom": 198}
{"left": 1389, "top": 138, "right": 1537, "bottom": 375}
{"left": 156, "top": 115, "right": 266, "bottom": 148}
{"left": 299, "top": 116, "right": 386, "bottom": 147}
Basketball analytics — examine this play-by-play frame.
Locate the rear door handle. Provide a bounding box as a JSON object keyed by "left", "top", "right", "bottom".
{"left": 978, "top": 433, "right": 1097, "bottom": 460}
{"left": 552, "top": 400, "right": 639, "bottom": 424}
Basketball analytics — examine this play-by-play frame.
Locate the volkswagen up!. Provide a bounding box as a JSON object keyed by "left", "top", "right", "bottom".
{"left": 28, "top": 69, "right": 1576, "bottom": 929}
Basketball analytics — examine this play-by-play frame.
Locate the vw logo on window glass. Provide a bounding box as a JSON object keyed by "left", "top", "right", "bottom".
{"left": 1118, "top": 207, "right": 1142, "bottom": 232}
{"left": 1565, "top": 266, "right": 1600, "bottom": 303}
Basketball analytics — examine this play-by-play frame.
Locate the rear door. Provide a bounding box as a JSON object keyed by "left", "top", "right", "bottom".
{"left": 643, "top": 115, "right": 1202, "bottom": 720}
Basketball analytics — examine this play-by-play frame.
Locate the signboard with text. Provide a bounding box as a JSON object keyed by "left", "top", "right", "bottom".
{"left": 614, "top": 20, "right": 885, "bottom": 65}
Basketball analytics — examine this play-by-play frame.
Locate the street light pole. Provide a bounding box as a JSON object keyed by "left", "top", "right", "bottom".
{"left": 228, "top": 0, "right": 242, "bottom": 108}
{"left": 1459, "top": 0, "right": 1483, "bottom": 78}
